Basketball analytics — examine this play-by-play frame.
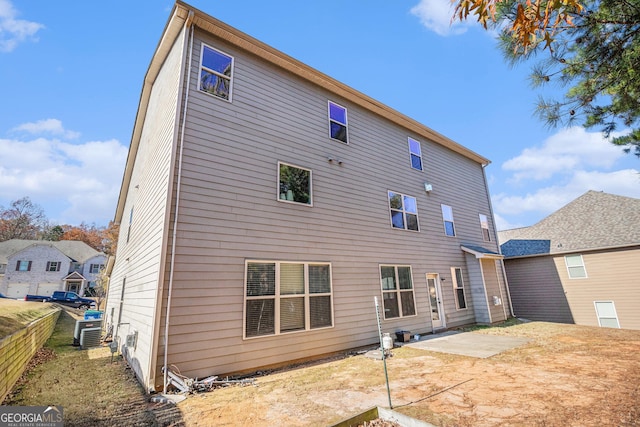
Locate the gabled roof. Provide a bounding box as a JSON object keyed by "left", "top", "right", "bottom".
{"left": 498, "top": 191, "right": 640, "bottom": 258}
{"left": 0, "top": 239, "right": 105, "bottom": 264}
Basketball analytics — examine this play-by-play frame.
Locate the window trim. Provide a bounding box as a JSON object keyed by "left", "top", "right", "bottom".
{"left": 479, "top": 213, "right": 491, "bottom": 242}
{"left": 328, "top": 101, "right": 349, "bottom": 144}
{"left": 388, "top": 191, "right": 420, "bottom": 232}
{"left": 441, "top": 204, "right": 456, "bottom": 237}
{"left": 408, "top": 137, "right": 423, "bottom": 171}
{"left": 277, "top": 161, "right": 313, "bottom": 207}
{"left": 243, "top": 260, "right": 334, "bottom": 339}
{"left": 198, "top": 43, "right": 234, "bottom": 102}
{"left": 46, "top": 261, "right": 61, "bottom": 272}
{"left": 379, "top": 264, "right": 417, "bottom": 320}
{"left": 565, "top": 254, "right": 588, "bottom": 279}
{"left": 451, "top": 267, "right": 467, "bottom": 310}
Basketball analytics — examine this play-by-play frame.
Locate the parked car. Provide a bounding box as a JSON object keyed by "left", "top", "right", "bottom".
{"left": 24, "top": 294, "right": 50, "bottom": 302}
{"left": 48, "top": 291, "right": 96, "bottom": 309}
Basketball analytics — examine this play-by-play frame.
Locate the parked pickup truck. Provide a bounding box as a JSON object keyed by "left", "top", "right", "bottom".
{"left": 47, "top": 291, "right": 96, "bottom": 309}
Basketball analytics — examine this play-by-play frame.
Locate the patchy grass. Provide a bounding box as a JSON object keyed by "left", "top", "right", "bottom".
{"left": 3, "top": 309, "right": 182, "bottom": 426}
{"left": 0, "top": 299, "right": 58, "bottom": 337}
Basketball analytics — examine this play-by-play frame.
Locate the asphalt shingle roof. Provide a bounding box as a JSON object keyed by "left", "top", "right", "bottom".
{"left": 498, "top": 191, "right": 640, "bottom": 258}
{"left": 0, "top": 239, "right": 104, "bottom": 264}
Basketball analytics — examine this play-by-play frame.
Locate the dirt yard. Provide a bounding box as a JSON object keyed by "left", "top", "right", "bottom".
{"left": 175, "top": 321, "right": 640, "bottom": 426}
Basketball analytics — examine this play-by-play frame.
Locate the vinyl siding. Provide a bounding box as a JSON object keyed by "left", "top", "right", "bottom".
{"left": 152, "top": 30, "right": 502, "bottom": 383}
{"left": 504, "top": 256, "right": 574, "bottom": 324}
{"left": 554, "top": 247, "right": 640, "bottom": 329}
{"left": 106, "top": 27, "right": 186, "bottom": 390}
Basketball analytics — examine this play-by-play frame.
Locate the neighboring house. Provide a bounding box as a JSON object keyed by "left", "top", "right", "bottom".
{"left": 0, "top": 239, "right": 106, "bottom": 298}
{"left": 105, "top": 1, "right": 512, "bottom": 392}
{"left": 499, "top": 191, "right": 640, "bottom": 330}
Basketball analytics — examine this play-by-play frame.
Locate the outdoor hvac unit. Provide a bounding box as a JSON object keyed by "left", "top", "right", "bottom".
{"left": 80, "top": 327, "right": 102, "bottom": 349}
{"left": 73, "top": 319, "right": 103, "bottom": 346}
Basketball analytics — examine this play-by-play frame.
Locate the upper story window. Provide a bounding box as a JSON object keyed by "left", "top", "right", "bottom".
{"left": 479, "top": 214, "right": 491, "bottom": 241}
{"left": 244, "top": 261, "right": 333, "bottom": 338}
{"left": 565, "top": 254, "right": 587, "bottom": 278}
{"left": 408, "top": 137, "right": 423, "bottom": 171}
{"left": 70, "top": 262, "right": 82, "bottom": 273}
{"left": 388, "top": 191, "right": 419, "bottom": 231}
{"left": 90, "top": 264, "right": 104, "bottom": 274}
{"left": 0, "top": 264, "right": 6, "bottom": 274}
{"left": 451, "top": 267, "right": 467, "bottom": 309}
{"left": 380, "top": 265, "right": 416, "bottom": 319}
{"left": 328, "top": 101, "right": 348, "bottom": 144}
{"left": 199, "top": 44, "right": 234, "bottom": 101}
{"left": 278, "top": 162, "right": 312, "bottom": 206}
{"left": 441, "top": 204, "right": 456, "bottom": 237}
{"left": 16, "top": 260, "right": 31, "bottom": 271}
{"left": 46, "top": 261, "right": 61, "bottom": 272}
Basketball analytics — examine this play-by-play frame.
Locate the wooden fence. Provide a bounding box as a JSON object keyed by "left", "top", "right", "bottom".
{"left": 0, "top": 308, "right": 61, "bottom": 402}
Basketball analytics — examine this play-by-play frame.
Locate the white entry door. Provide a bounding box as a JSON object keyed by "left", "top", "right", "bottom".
{"left": 426, "top": 274, "right": 445, "bottom": 330}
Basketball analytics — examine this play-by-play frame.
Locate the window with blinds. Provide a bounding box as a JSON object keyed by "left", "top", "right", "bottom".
{"left": 245, "top": 261, "right": 333, "bottom": 338}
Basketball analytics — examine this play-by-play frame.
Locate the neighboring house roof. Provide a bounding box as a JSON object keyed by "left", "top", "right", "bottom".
{"left": 0, "top": 239, "right": 105, "bottom": 264}
{"left": 114, "top": 0, "right": 491, "bottom": 225}
{"left": 498, "top": 191, "right": 640, "bottom": 258}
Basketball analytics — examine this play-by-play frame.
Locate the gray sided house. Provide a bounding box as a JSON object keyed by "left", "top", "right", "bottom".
{"left": 106, "top": 1, "right": 511, "bottom": 392}
{"left": 499, "top": 191, "right": 640, "bottom": 330}
{"left": 0, "top": 239, "right": 107, "bottom": 298}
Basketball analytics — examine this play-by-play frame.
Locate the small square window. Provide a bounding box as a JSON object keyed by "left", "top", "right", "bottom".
{"left": 199, "top": 45, "right": 234, "bottom": 101}
{"left": 90, "top": 264, "right": 104, "bottom": 274}
{"left": 388, "top": 191, "right": 419, "bottom": 231}
{"left": 278, "top": 162, "right": 312, "bottom": 205}
{"left": 328, "top": 101, "right": 348, "bottom": 143}
{"left": 408, "top": 138, "right": 423, "bottom": 171}
{"left": 441, "top": 204, "right": 455, "bottom": 237}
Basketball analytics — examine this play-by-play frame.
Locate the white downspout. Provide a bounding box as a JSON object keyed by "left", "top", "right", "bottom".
{"left": 163, "top": 11, "right": 194, "bottom": 394}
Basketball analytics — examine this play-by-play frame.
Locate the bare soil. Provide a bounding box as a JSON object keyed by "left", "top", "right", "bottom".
{"left": 176, "top": 321, "right": 640, "bottom": 426}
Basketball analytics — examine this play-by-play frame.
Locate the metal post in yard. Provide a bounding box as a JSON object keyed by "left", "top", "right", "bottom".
{"left": 374, "top": 296, "right": 393, "bottom": 409}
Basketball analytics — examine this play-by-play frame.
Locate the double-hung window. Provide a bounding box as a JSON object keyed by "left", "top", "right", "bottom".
{"left": 408, "top": 137, "right": 423, "bottom": 171}
{"left": 90, "top": 264, "right": 104, "bottom": 274}
{"left": 441, "top": 204, "right": 456, "bottom": 236}
{"left": 328, "top": 101, "right": 348, "bottom": 143}
{"left": 388, "top": 191, "right": 419, "bottom": 231}
{"left": 452, "top": 267, "right": 467, "bottom": 309}
{"left": 16, "top": 260, "right": 31, "bottom": 271}
{"left": 565, "top": 254, "right": 587, "bottom": 278}
{"left": 380, "top": 265, "right": 416, "bottom": 319}
{"left": 479, "top": 214, "right": 491, "bottom": 241}
{"left": 278, "top": 162, "right": 312, "bottom": 205}
{"left": 244, "top": 261, "right": 333, "bottom": 338}
{"left": 199, "top": 44, "right": 234, "bottom": 101}
{"left": 46, "top": 261, "right": 60, "bottom": 272}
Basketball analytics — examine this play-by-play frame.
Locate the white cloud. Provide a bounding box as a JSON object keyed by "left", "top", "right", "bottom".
{"left": 410, "top": 0, "right": 476, "bottom": 36}
{"left": 493, "top": 169, "right": 640, "bottom": 229}
{"left": 0, "top": 121, "right": 127, "bottom": 225}
{"left": 502, "top": 127, "right": 626, "bottom": 181}
{"left": 0, "top": 0, "right": 44, "bottom": 52}
{"left": 13, "top": 119, "right": 80, "bottom": 139}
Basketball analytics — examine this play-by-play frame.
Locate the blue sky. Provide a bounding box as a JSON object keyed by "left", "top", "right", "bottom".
{"left": 1, "top": 0, "right": 638, "bottom": 230}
